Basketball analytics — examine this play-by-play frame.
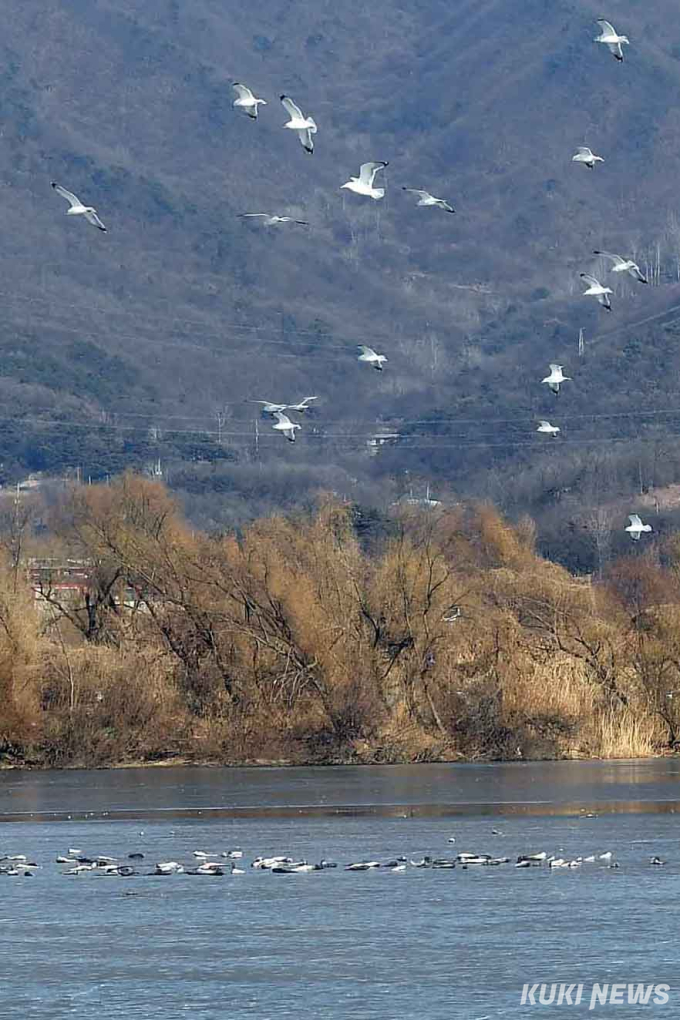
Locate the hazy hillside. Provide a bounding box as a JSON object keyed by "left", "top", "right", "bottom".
{"left": 3, "top": 0, "right": 680, "bottom": 568}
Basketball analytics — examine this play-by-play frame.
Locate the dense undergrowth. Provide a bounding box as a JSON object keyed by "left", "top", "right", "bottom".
{"left": 1, "top": 474, "right": 679, "bottom": 768}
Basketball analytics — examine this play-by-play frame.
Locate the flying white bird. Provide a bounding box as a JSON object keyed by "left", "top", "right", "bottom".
{"left": 580, "top": 273, "right": 612, "bottom": 310}
{"left": 280, "top": 95, "right": 317, "bottom": 153}
{"left": 239, "top": 214, "right": 308, "bottom": 226}
{"left": 625, "top": 514, "right": 652, "bottom": 541}
{"left": 402, "top": 188, "right": 455, "bottom": 213}
{"left": 593, "top": 251, "right": 648, "bottom": 283}
{"left": 357, "top": 345, "right": 387, "bottom": 371}
{"left": 572, "top": 147, "right": 604, "bottom": 169}
{"left": 341, "top": 162, "right": 389, "bottom": 200}
{"left": 232, "top": 82, "right": 267, "bottom": 119}
{"left": 251, "top": 397, "right": 316, "bottom": 414}
{"left": 537, "top": 420, "right": 560, "bottom": 436}
{"left": 51, "top": 183, "right": 107, "bottom": 231}
{"left": 285, "top": 396, "right": 318, "bottom": 413}
{"left": 594, "top": 19, "right": 629, "bottom": 62}
{"left": 272, "top": 411, "right": 300, "bottom": 443}
{"left": 251, "top": 400, "right": 288, "bottom": 414}
{"left": 542, "top": 364, "right": 571, "bottom": 396}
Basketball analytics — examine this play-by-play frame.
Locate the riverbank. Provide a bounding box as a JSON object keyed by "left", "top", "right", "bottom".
{"left": 1, "top": 474, "right": 679, "bottom": 769}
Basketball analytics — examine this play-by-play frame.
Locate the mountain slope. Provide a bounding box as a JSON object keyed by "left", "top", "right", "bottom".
{"left": 2, "top": 0, "right": 680, "bottom": 565}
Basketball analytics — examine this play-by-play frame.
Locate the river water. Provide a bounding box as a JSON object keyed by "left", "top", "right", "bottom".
{"left": 1, "top": 760, "right": 679, "bottom": 1019}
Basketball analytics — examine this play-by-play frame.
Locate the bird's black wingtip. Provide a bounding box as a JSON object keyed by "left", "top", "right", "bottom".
{"left": 50, "top": 181, "right": 57, "bottom": 188}
{"left": 280, "top": 94, "right": 288, "bottom": 100}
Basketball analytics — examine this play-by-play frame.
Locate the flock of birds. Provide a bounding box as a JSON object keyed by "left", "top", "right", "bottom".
{"left": 45, "top": 18, "right": 654, "bottom": 542}
{"left": 0, "top": 839, "right": 667, "bottom": 878}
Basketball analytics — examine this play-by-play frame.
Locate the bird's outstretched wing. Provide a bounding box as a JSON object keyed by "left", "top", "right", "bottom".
{"left": 358, "top": 345, "right": 377, "bottom": 357}
{"left": 548, "top": 364, "right": 561, "bottom": 373}
{"left": 580, "top": 273, "right": 600, "bottom": 287}
{"left": 575, "top": 147, "right": 593, "bottom": 157}
{"left": 273, "top": 411, "right": 293, "bottom": 426}
{"left": 628, "top": 514, "right": 642, "bottom": 526}
{"left": 297, "top": 128, "right": 314, "bottom": 153}
{"left": 538, "top": 420, "right": 551, "bottom": 428}
{"left": 232, "top": 83, "right": 255, "bottom": 102}
{"left": 597, "top": 19, "right": 617, "bottom": 36}
{"left": 358, "top": 161, "right": 388, "bottom": 187}
{"left": 403, "top": 188, "right": 429, "bottom": 198}
{"left": 239, "top": 213, "right": 271, "bottom": 218}
{"left": 281, "top": 95, "right": 304, "bottom": 120}
{"left": 51, "top": 182, "right": 81, "bottom": 207}
{"left": 85, "top": 210, "right": 107, "bottom": 231}
{"left": 593, "top": 250, "right": 626, "bottom": 267}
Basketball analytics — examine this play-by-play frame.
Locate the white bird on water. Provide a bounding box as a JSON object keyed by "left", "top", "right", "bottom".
{"left": 542, "top": 364, "right": 571, "bottom": 396}
{"left": 51, "top": 183, "right": 107, "bottom": 231}
{"left": 580, "top": 273, "right": 612, "bottom": 310}
{"left": 357, "top": 345, "right": 387, "bottom": 371}
{"left": 272, "top": 411, "right": 300, "bottom": 443}
{"left": 402, "top": 188, "right": 455, "bottom": 213}
{"left": 537, "top": 420, "right": 560, "bottom": 436}
{"left": 572, "top": 147, "right": 604, "bottom": 169}
{"left": 593, "top": 251, "right": 648, "bottom": 284}
{"left": 342, "top": 162, "right": 389, "bottom": 200}
{"left": 239, "top": 214, "right": 308, "bottom": 227}
{"left": 594, "top": 19, "right": 629, "bottom": 62}
{"left": 280, "top": 95, "right": 317, "bottom": 153}
{"left": 625, "top": 514, "right": 652, "bottom": 541}
{"left": 232, "top": 82, "right": 267, "bottom": 119}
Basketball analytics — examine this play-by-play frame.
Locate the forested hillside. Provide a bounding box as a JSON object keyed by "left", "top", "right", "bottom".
{"left": 2, "top": 0, "right": 680, "bottom": 570}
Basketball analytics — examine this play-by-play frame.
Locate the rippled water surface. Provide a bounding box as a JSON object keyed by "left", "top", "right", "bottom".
{"left": 1, "top": 760, "right": 679, "bottom": 1018}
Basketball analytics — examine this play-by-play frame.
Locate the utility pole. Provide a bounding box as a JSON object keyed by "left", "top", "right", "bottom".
{"left": 254, "top": 418, "right": 259, "bottom": 460}
{"left": 215, "top": 410, "right": 228, "bottom": 446}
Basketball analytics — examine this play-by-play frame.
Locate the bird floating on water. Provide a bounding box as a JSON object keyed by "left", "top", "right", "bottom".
{"left": 402, "top": 188, "right": 454, "bottom": 213}
{"left": 232, "top": 82, "right": 267, "bottom": 119}
{"left": 625, "top": 514, "right": 652, "bottom": 541}
{"left": 357, "top": 345, "right": 387, "bottom": 371}
{"left": 594, "top": 19, "right": 629, "bottom": 62}
{"left": 280, "top": 95, "right": 317, "bottom": 153}
{"left": 593, "top": 251, "right": 648, "bottom": 283}
{"left": 341, "top": 162, "right": 389, "bottom": 200}
{"left": 572, "top": 147, "right": 604, "bottom": 169}
{"left": 542, "top": 364, "right": 571, "bottom": 396}
{"left": 51, "top": 183, "right": 107, "bottom": 231}
{"left": 537, "top": 420, "right": 560, "bottom": 436}
{"left": 580, "top": 273, "right": 612, "bottom": 310}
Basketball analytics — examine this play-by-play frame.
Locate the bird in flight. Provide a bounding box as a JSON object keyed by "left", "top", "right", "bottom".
{"left": 232, "top": 83, "right": 267, "bottom": 119}
{"left": 51, "top": 183, "right": 107, "bottom": 231}
{"left": 402, "top": 188, "right": 455, "bottom": 213}
{"left": 580, "top": 273, "right": 612, "bottom": 310}
{"left": 280, "top": 96, "right": 317, "bottom": 153}
{"left": 541, "top": 364, "right": 571, "bottom": 396}
{"left": 594, "top": 19, "right": 629, "bottom": 62}
{"left": 357, "top": 345, "right": 387, "bottom": 371}
{"left": 239, "top": 214, "right": 308, "bottom": 226}
{"left": 572, "top": 146, "right": 604, "bottom": 169}
{"left": 593, "top": 251, "right": 647, "bottom": 284}
{"left": 341, "top": 162, "right": 389, "bottom": 200}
